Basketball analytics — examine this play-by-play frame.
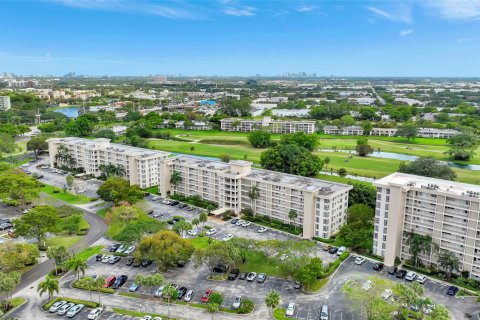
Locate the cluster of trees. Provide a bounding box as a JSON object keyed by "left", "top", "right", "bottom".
{"left": 97, "top": 177, "right": 144, "bottom": 205}
{"left": 64, "top": 114, "right": 98, "bottom": 137}
{"left": 0, "top": 271, "right": 21, "bottom": 311}
{"left": 447, "top": 130, "right": 478, "bottom": 161}
{"left": 219, "top": 97, "right": 252, "bottom": 117}
{"left": 336, "top": 204, "right": 373, "bottom": 251}
{"left": 0, "top": 133, "right": 17, "bottom": 157}
{"left": 355, "top": 138, "right": 373, "bottom": 156}
{"left": 0, "top": 243, "right": 40, "bottom": 272}
{"left": 0, "top": 123, "right": 30, "bottom": 137}
{"left": 26, "top": 136, "right": 49, "bottom": 160}
{"left": 0, "top": 164, "right": 41, "bottom": 206}
{"left": 398, "top": 157, "right": 456, "bottom": 181}
{"left": 247, "top": 130, "right": 272, "bottom": 148}
{"left": 260, "top": 132, "right": 323, "bottom": 176}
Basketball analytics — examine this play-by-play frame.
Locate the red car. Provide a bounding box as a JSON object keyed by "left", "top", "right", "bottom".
{"left": 201, "top": 289, "right": 213, "bottom": 303}
{"left": 104, "top": 276, "right": 116, "bottom": 288}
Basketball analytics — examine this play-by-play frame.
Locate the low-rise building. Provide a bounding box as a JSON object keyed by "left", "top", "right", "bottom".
{"left": 47, "top": 137, "right": 169, "bottom": 189}
{"left": 323, "top": 125, "right": 364, "bottom": 136}
{"left": 175, "top": 121, "right": 212, "bottom": 130}
{"left": 0, "top": 96, "right": 11, "bottom": 111}
{"left": 220, "top": 117, "right": 315, "bottom": 134}
{"left": 111, "top": 125, "right": 128, "bottom": 136}
{"left": 418, "top": 128, "right": 459, "bottom": 139}
{"left": 370, "top": 128, "right": 398, "bottom": 137}
{"left": 373, "top": 173, "right": 480, "bottom": 279}
{"left": 271, "top": 109, "right": 311, "bottom": 117}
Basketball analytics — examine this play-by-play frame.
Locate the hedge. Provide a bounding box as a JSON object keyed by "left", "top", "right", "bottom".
{"left": 244, "top": 215, "right": 302, "bottom": 236}
{"left": 313, "top": 237, "right": 335, "bottom": 244}
{"left": 323, "top": 252, "right": 349, "bottom": 277}
{"left": 72, "top": 280, "right": 115, "bottom": 294}
{"left": 43, "top": 297, "right": 99, "bottom": 311}
{"left": 169, "top": 194, "right": 218, "bottom": 210}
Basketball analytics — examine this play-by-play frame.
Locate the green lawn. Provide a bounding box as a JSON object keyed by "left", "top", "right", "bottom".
{"left": 97, "top": 207, "right": 109, "bottom": 218}
{"left": 41, "top": 185, "right": 92, "bottom": 204}
{"left": 0, "top": 297, "right": 27, "bottom": 314}
{"left": 273, "top": 308, "right": 299, "bottom": 320}
{"left": 78, "top": 216, "right": 90, "bottom": 231}
{"left": 189, "top": 237, "right": 211, "bottom": 249}
{"left": 75, "top": 245, "right": 104, "bottom": 261}
{"left": 143, "top": 185, "right": 159, "bottom": 194}
{"left": 46, "top": 235, "right": 82, "bottom": 248}
{"left": 236, "top": 252, "right": 285, "bottom": 277}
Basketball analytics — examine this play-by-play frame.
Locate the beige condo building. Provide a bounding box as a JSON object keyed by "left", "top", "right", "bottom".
{"left": 373, "top": 172, "right": 480, "bottom": 279}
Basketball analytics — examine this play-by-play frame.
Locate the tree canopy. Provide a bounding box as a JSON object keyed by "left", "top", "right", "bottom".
{"left": 26, "top": 136, "right": 48, "bottom": 160}
{"left": 260, "top": 144, "right": 323, "bottom": 177}
{"left": 247, "top": 130, "right": 272, "bottom": 148}
{"left": 97, "top": 177, "right": 144, "bottom": 205}
{"left": 280, "top": 132, "right": 319, "bottom": 151}
{"left": 14, "top": 205, "right": 60, "bottom": 243}
{"left": 398, "top": 157, "right": 456, "bottom": 181}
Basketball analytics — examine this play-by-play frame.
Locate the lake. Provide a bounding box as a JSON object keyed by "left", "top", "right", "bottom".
{"left": 53, "top": 107, "right": 79, "bottom": 118}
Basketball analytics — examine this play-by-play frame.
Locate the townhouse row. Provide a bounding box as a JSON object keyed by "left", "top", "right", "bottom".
{"left": 324, "top": 126, "right": 460, "bottom": 139}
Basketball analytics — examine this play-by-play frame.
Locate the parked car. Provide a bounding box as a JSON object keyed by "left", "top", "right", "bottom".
{"left": 417, "top": 275, "right": 427, "bottom": 284}
{"left": 337, "top": 246, "right": 347, "bottom": 256}
{"left": 246, "top": 272, "right": 257, "bottom": 281}
{"left": 108, "top": 244, "right": 121, "bottom": 252}
{"left": 124, "top": 246, "right": 136, "bottom": 254}
{"left": 279, "top": 254, "right": 289, "bottom": 261}
{"left": 222, "top": 234, "right": 233, "bottom": 241}
{"left": 66, "top": 304, "right": 84, "bottom": 318}
{"left": 355, "top": 256, "right": 365, "bottom": 265}
{"left": 362, "top": 280, "right": 373, "bottom": 291}
{"left": 187, "top": 229, "right": 198, "bottom": 236}
{"left": 235, "top": 220, "right": 244, "bottom": 226}
{"left": 285, "top": 302, "right": 296, "bottom": 317}
{"left": 101, "top": 255, "right": 111, "bottom": 263}
{"left": 328, "top": 247, "right": 338, "bottom": 254}
{"left": 242, "top": 221, "right": 251, "bottom": 227}
{"left": 126, "top": 257, "right": 134, "bottom": 266}
{"left": 133, "top": 260, "right": 141, "bottom": 267}
{"left": 446, "top": 286, "right": 459, "bottom": 296}
{"left": 7, "top": 230, "right": 17, "bottom": 238}
{"left": 140, "top": 316, "right": 152, "bottom": 320}
{"left": 405, "top": 271, "right": 417, "bottom": 281}
{"left": 381, "top": 289, "right": 393, "bottom": 301}
{"left": 396, "top": 269, "right": 407, "bottom": 279}
{"left": 108, "top": 256, "right": 121, "bottom": 264}
{"left": 230, "top": 218, "right": 239, "bottom": 224}
{"left": 239, "top": 272, "right": 248, "bottom": 280}
{"left": 258, "top": 226, "right": 268, "bottom": 233}
{"left": 184, "top": 289, "right": 194, "bottom": 302}
{"left": 322, "top": 244, "right": 332, "bottom": 251}
{"left": 141, "top": 259, "right": 153, "bottom": 267}
{"left": 129, "top": 282, "right": 140, "bottom": 292}
{"left": 154, "top": 285, "right": 165, "bottom": 297}
{"left": 257, "top": 273, "right": 267, "bottom": 283}
{"left": 206, "top": 228, "right": 217, "bottom": 236}
{"left": 387, "top": 266, "right": 398, "bottom": 275}
{"left": 104, "top": 276, "right": 116, "bottom": 288}
{"left": 177, "top": 287, "right": 188, "bottom": 299}
{"left": 111, "top": 275, "right": 128, "bottom": 289}
{"left": 116, "top": 245, "right": 126, "bottom": 253}
{"left": 95, "top": 254, "right": 104, "bottom": 262}
{"left": 228, "top": 268, "right": 240, "bottom": 280}
{"left": 320, "top": 305, "right": 329, "bottom": 320}
{"left": 57, "top": 302, "right": 75, "bottom": 315}
{"left": 49, "top": 300, "right": 67, "bottom": 312}
{"left": 293, "top": 281, "right": 301, "bottom": 289}
{"left": 87, "top": 307, "right": 103, "bottom": 319}
{"left": 201, "top": 289, "right": 213, "bottom": 302}
{"left": 373, "top": 263, "right": 384, "bottom": 271}
{"left": 213, "top": 264, "right": 229, "bottom": 273}
{"left": 232, "top": 296, "right": 242, "bottom": 310}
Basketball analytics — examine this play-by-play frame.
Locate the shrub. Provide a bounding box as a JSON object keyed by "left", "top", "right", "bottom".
{"left": 72, "top": 280, "right": 115, "bottom": 294}
{"left": 313, "top": 237, "right": 335, "bottom": 244}
{"left": 43, "top": 297, "right": 99, "bottom": 311}
{"left": 237, "top": 298, "right": 255, "bottom": 314}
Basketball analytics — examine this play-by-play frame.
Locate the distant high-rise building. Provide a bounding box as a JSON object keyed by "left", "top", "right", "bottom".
{"left": 0, "top": 96, "right": 11, "bottom": 111}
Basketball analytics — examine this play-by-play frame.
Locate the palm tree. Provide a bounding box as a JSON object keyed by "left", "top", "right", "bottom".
{"left": 112, "top": 164, "right": 126, "bottom": 177}
{"left": 78, "top": 276, "right": 104, "bottom": 302}
{"left": 247, "top": 184, "right": 260, "bottom": 217}
{"left": 437, "top": 249, "right": 460, "bottom": 279}
{"left": 324, "top": 157, "right": 330, "bottom": 172}
{"left": 162, "top": 284, "right": 178, "bottom": 318}
{"left": 67, "top": 257, "right": 87, "bottom": 280}
{"left": 288, "top": 209, "right": 298, "bottom": 231}
{"left": 265, "top": 290, "right": 280, "bottom": 315}
{"left": 207, "top": 302, "right": 220, "bottom": 320}
{"left": 170, "top": 170, "right": 182, "bottom": 194}
{"left": 37, "top": 276, "right": 59, "bottom": 301}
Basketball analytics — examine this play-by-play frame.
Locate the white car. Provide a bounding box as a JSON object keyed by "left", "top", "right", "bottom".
{"left": 124, "top": 246, "right": 135, "bottom": 254}
{"left": 153, "top": 317, "right": 162, "bottom": 320}
{"left": 116, "top": 245, "right": 126, "bottom": 253}
{"left": 362, "top": 280, "right": 373, "bottom": 291}
{"left": 381, "top": 289, "right": 393, "bottom": 300}
{"left": 206, "top": 228, "right": 217, "bottom": 236}
{"left": 405, "top": 271, "right": 417, "bottom": 281}
{"left": 279, "top": 254, "right": 289, "bottom": 261}
{"left": 232, "top": 296, "right": 242, "bottom": 310}
{"left": 337, "top": 246, "right": 347, "bottom": 256}
{"left": 187, "top": 230, "right": 198, "bottom": 236}
{"left": 40, "top": 165, "right": 50, "bottom": 169}
{"left": 258, "top": 227, "right": 268, "bottom": 233}
{"left": 87, "top": 307, "right": 103, "bottom": 319}
{"left": 246, "top": 272, "right": 257, "bottom": 281}
{"left": 57, "top": 302, "right": 75, "bottom": 315}
{"left": 48, "top": 300, "right": 66, "bottom": 313}
{"left": 423, "top": 304, "right": 435, "bottom": 314}
{"left": 285, "top": 302, "right": 296, "bottom": 317}
{"left": 242, "top": 221, "right": 251, "bottom": 227}
{"left": 101, "top": 255, "right": 111, "bottom": 263}
{"left": 235, "top": 220, "right": 244, "bottom": 226}
{"left": 141, "top": 316, "right": 152, "bottom": 320}
{"left": 416, "top": 275, "right": 427, "bottom": 284}
{"left": 222, "top": 234, "right": 233, "bottom": 241}
{"left": 184, "top": 289, "right": 194, "bottom": 302}
{"left": 154, "top": 285, "right": 165, "bottom": 297}
{"left": 66, "top": 304, "right": 84, "bottom": 318}
{"left": 355, "top": 256, "right": 365, "bottom": 265}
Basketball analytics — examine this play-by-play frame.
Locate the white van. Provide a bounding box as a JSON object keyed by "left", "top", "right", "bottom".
{"left": 320, "top": 305, "right": 329, "bottom": 320}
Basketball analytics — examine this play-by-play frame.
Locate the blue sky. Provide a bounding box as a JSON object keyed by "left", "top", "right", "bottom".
{"left": 1, "top": 0, "right": 480, "bottom": 77}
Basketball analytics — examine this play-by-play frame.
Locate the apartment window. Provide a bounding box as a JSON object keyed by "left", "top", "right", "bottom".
{"left": 384, "top": 220, "right": 388, "bottom": 226}
{"left": 383, "top": 235, "right": 387, "bottom": 241}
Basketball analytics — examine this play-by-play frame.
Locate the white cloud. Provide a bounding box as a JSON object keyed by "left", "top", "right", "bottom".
{"left": 50, "top": 0, "right": 199, "bottom": 20}
{"left": 425, "top": 0, "right": 480, "bottom": 20}
{"left": 366, "top": 4, "right": 412, "bottom": 23}
{"left": 297, "top": 5, "right": 314, "bottom": 13}
{"left": 400, "top": 29, "right": 414, "bottom": 36}
{"left": 223, "top": 6, "right": 256, "bottom": 17}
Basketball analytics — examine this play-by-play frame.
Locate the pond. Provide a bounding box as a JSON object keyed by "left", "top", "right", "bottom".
{"left": 320, "top": 149, "right": 480, "bottom": 171}
{"left": 53, "top": 107, "right": 79, "bottom": 118}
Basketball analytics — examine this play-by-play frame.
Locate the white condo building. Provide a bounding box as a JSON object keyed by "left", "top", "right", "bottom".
{"left": 48, "top": 137, "right": 352, "bottom": 238}
{"left": 0, "top": 96, "right": 11, "bottom": 111}
{"left": 47, "top": 137, "right": 169, "bottom": 189}
{"left": 221, "top": 117, "right": 316, "bottom": 134}
{"left": 373, "top": 173, "right": 480, "bottom": 279}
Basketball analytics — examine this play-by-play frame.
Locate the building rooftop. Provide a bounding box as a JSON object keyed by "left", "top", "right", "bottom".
{"left": 374, "top": 172, "right": 480, "bottom": 199}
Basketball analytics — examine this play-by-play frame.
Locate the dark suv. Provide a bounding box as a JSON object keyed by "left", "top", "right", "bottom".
{"left": 228, "top": 268, "right": 240, "bottom": 280}
{"left": 387, "top": 266, "right": 398, "bottom": 275}
{"left": 111, "top": 275, "right": 128, "bottom": 289}
{"left": 213, "top": 264, "right": 229, "bottom": 273}
{"left": 396, "top": 269, "right": 407, "bottom": 278}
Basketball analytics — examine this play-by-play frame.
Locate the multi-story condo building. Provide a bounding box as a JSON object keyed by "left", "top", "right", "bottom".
{"left": 175, "top": 121, "right": 212, "bottom": 130}
{"left": 48, "top": 137, "right": 352, "bottom": 239}
{"left": 220, "top": 117, "right": 316, "bottom": 134}
{"left": 162, "top": 156, "right": 352, "bottom": 238}
{"left": 323, "top": 125, "right": 364, "bottom": 136}
{"left": 418, "top": 128, "right": 459, "bottom": 139}
{"left": 0, "top": 96, "right": 11, "bottom": 111}
{"left": 370, "top": 128, "right": 398, "bottom": 137}
{"left": 47, "top": 137, "right": 169, "bottom": 189}
{"left": 373, "top": 173, "right": 480, "bottom": 279}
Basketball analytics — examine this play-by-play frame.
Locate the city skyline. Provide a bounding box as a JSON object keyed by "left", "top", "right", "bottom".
{"left": 1, "top": 0, "right": 480, "bottom": 77}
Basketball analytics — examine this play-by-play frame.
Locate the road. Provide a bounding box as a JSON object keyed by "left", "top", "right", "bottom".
{"left": 12, "top": 202, "right": 108, "bottom": 295}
